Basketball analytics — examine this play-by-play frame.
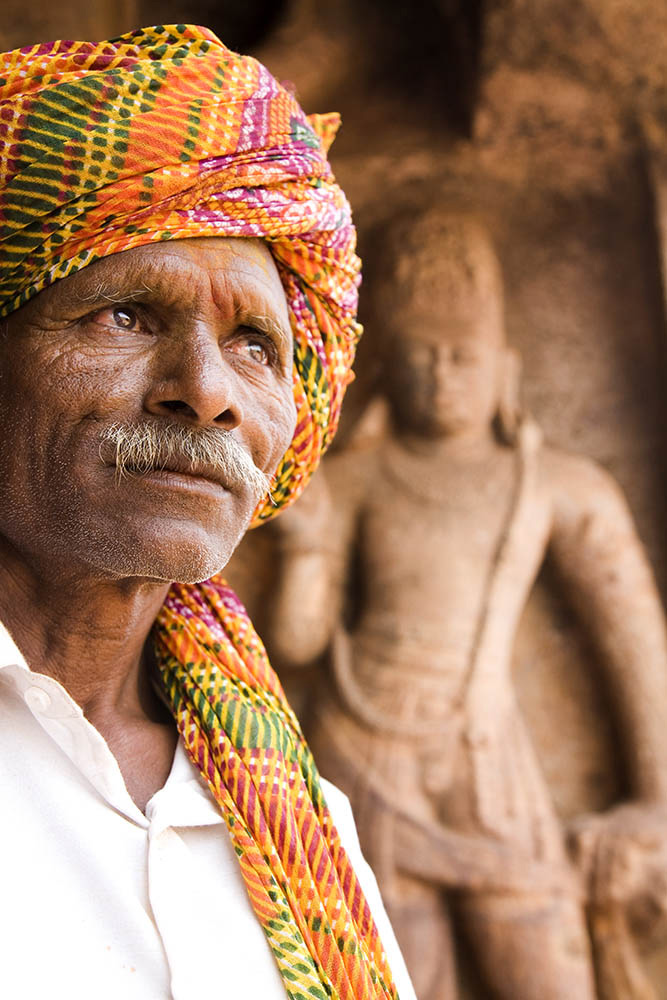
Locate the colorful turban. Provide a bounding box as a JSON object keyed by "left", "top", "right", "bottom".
{"left": 0, "top": 25, "right": 399, "bottom": 1000}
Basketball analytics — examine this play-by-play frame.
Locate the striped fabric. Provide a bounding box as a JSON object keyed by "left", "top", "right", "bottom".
{"left": 0, "top": 25, "right": 399, "bottom": 1000}
{"left": 156, "top": 580, "right": 398, "bottom": 1000}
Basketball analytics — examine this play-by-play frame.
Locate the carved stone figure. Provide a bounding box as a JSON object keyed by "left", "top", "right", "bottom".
{"left": 267, "top": 211, "right": 667, "bottom": 999}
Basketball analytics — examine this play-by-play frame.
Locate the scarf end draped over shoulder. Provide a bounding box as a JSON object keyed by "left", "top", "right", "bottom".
{"left": 0, "top": 24, "right": 400, "bottom": 1000}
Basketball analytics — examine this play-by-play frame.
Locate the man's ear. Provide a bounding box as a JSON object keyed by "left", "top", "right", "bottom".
{"left": 495, "top": 346, "right": 523, "bottom": 445}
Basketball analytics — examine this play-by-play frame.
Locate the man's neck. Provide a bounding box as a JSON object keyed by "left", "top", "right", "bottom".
{"left": 0, "top": 538, "right": 170, "bottom": 723}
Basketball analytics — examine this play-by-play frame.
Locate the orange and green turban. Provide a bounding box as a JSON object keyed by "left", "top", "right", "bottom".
{"left": 0, "top": 24, "right": 400, "bottom": 1000}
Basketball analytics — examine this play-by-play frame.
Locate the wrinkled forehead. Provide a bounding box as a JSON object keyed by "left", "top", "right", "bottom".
{"left": 7, "top": 236, "right": 292, "bottom": 335}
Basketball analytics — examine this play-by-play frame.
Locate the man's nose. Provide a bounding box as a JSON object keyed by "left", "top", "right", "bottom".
{"left": 144, "top": 325, "right": 242, "bottom": 429}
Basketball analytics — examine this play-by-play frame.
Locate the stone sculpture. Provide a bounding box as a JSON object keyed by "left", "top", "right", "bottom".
{"left": 267, "top": 210, "right": 667, "bottom": 999}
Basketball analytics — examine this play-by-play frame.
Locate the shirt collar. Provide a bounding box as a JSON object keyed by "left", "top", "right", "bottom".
{"left": 0, "top": 612, "right": 223, "bottom": 831}
{"left": 0, "top": 618, "right": 27, "bottom": 670}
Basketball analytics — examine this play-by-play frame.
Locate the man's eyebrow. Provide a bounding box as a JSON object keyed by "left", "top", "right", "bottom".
{"left": 64, "top": 254, "right": 181, "bottom": 307}
{"left": 77, "top": 279, "right": 153, "bottom": 304}
{"left": 61, "top": 268, "right": 160, "bottom": 308}
{"left": 240, "top": 312, "right": 291, "bottom": 347}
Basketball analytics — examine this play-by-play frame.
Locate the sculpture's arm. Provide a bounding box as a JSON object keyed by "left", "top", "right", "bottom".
{"left": 547, "top": 449, "right": 667, "bottom": 801}
{"left": 265, "top": 457, "right": 359, "bottom": 669}
{"left": 265, "top": 469, "right": 339, "bottom": 667}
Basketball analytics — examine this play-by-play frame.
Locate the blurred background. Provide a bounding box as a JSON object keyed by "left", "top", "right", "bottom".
{"left": 3, "top": 2, "right": 666, "bottom": 996}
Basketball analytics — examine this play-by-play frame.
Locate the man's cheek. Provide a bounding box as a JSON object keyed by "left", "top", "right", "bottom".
{"left": 276, "top": 398, "right": 298, "bottom": 460}
{"left": 262, "top": 429, "right": 293, "bottom": 479}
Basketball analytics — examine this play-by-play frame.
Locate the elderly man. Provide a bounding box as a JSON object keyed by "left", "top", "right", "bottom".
{"left": 0, "top": 25, "right": 415, "bottom": 1000}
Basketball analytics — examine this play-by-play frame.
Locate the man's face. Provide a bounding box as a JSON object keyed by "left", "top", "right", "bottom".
{"left": 382, "top": 273, "right": 504, "bottom": 440}
{"left": 0, "top": 238, "right": 296, "bottom": 584}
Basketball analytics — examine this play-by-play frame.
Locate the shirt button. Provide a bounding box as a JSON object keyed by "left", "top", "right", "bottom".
{"left": 25, "top": 686, "right": 52, "bottom": 713}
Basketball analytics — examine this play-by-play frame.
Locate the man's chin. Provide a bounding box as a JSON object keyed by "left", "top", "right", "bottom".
{"left": 131, "top": 545, "right": 236, "bottom": 585}
{"left": 86, "top": 534, "right": 240, "bottom": 586}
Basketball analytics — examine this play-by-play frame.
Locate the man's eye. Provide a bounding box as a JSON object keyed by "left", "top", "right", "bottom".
{"left": 236, "top": 330, "right": 274, "bottom": 366}
{"left": 111, "top": 307, "right": 138, "bottom": 330}
{"left": 246, "top": 340, "right": 270, "bottom": 364}
{"left": 90, "top": 305, "right": 140, "bottom": 331}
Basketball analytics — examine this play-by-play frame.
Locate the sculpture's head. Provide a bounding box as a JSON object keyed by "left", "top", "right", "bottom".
{"left": 369, "top": 208, "right": 521, "bottom": 442}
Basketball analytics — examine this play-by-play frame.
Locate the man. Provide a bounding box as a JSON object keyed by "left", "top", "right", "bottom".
{"left": 268, "top": 210, "right": 667, "bottom": 999}
{"left": 0, "top": 25, "right": 415, "bottom": 1000}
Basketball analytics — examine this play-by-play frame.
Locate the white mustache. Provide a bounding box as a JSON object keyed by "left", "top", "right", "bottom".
{"left": 100, "top": 421, "right": 272, "bottom": 501}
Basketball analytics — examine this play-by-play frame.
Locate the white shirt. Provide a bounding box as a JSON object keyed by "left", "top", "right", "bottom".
{"left": 0, "top": 621, "right": 415, "bottom": 1000}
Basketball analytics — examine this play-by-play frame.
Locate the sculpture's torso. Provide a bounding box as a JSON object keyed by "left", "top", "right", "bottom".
{"left": 309, "top": 429, "right": 563, "bottom": 855}
{"left": 350, "top": 434, "right": 551, "bottom": 721}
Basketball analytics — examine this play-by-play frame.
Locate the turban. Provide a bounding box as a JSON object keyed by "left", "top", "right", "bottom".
{"left": 0, "top": 25, "right": 399, "bottom": 1000}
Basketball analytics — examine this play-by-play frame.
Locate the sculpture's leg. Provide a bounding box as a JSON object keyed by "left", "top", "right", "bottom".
{"left": 385, "top": 885, "right": 458, "bottom": 1000}
{"left": 307, "top": 705, "right": 458, "bottom": 996}
{"left": 456, "top": 891, "right": 596, "bottom": 999}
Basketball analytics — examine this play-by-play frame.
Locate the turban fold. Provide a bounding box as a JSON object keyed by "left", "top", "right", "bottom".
{"left": 0, "top": 25, "right": 399, "bottom": 1000}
